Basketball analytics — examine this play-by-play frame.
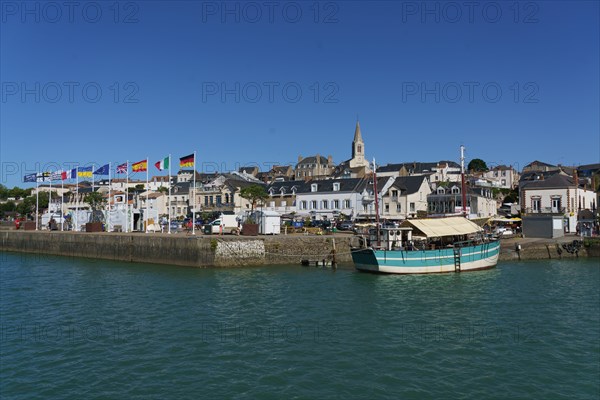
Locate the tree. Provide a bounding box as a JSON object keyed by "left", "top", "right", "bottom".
{"left": 135, "top": 184, "right": 145, "bottom": 190}
{"left": 157, "top": 186, "right": 168, "bottom": 194}
{"left": 468, "top": 159, "right": 488, "bottom": 172}
{"left": 502, "top": 189, "right": 519, "bottom": 204}
{"left": 0, "top": 201, "right": 16, "bottom": 213}
{"left": 239, "top": 185, "right": 268, "bottom": 214}
{"left": 0, "top": 184, "right": 8, "bottom": 200}
{"left": 84, "top": 191, "right": 106, "bottom": 211}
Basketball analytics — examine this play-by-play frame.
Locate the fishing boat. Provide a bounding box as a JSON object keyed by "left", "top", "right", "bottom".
{"left": 351, "top": 217, "right": 500, "bottom": 274}
{"left": 351, "top": 145, "right": 500, "bottom": 274}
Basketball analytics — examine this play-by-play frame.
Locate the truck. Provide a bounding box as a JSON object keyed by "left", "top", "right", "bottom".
{"left": 206, "top": 214, "right": 240, "bottom": 235}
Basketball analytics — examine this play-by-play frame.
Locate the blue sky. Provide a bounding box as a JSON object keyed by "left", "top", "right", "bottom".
{"left": 1, "top": 0, "right": 599, "bottom": 188}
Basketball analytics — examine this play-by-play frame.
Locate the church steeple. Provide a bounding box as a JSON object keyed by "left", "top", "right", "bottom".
{"left": 352, "top": 120, "right": 364, "bottom": 159}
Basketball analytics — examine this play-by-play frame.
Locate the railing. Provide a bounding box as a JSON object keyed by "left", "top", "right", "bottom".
{"left": 523, "top": 207, "right": 566, "bottom": 214}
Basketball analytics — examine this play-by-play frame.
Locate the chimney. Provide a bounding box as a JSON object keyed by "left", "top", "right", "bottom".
{"left": 316, "top": 153, "right": 320, "bottom": 165}
{"left": 574, "top": 170, "right": 578, "bottom": 187}
{"left": 327, "top": 155, "right": 333, "bottom": 166}
{"left": 298, "top": 155, "right": 303, "bottom": 163}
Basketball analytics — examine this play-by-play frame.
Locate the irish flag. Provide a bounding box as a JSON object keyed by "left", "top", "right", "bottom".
{"left": 154, "top": 156, "right": 170, "bottom": 171}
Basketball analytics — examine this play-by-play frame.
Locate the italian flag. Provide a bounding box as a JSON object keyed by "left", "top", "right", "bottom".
{"left": 154, "top": 156, "right": 170, "bottom": 171}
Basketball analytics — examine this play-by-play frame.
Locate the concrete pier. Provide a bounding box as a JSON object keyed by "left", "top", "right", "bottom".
{"left": 0, "top": 231, "right": 597, "bottom": 268}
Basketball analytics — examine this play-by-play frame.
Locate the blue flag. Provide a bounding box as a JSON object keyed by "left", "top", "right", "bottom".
{"left": 93, "top": 164, "right": 109, "bottom": 175}
{"left": 70, "top": 168, "right": 77, "bottom": 179}
{"left": 24, "top": 173, "right": 36, "bottom": 183}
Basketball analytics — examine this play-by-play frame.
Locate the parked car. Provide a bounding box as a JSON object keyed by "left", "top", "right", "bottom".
{"left": 336, "top": 220, "right": 354, "bottom": 231}
{"left": 310, "top": 220, "right": 331, "bottom": 228}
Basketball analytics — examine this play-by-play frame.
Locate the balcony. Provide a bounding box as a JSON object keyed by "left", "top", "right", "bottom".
{"left": 523, "top": 207, "right": 566, "bottom": 215}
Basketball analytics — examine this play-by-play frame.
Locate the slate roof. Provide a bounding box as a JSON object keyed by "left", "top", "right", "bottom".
{"left": 297, "top": 155, "right": 329, "bottom": 166}
{"left": 389, "top": 176, "right": 427, "bottom": 195}
{"left": 523, "top": 160, "right": 557, "bottom": 170}
{"left": 378, "top": 161, "right": 460, "bottom": 174}
{"left": 520, "top": 173, "right": 575, "bottom": 189}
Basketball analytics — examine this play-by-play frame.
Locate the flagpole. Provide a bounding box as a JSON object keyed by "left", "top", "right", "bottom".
{"left": 108, "top": 162, "right": 112, "bottom": 233}
{"left": 49, "top": 173, "right": 52, "bottom": 225}
{"left": 75, "top": 166, "right": 79, "bottom": 232}
{"left": 125, "top": 161, "right": 129, "bottom": 233}
{"left": 146, "top": 157, "right": 149, "bottom": 234}
{"left": 92, "top": 163, "right": 95, "bottom": 191}
{"left": 61, "top": 174, "right": 64, "bottom": 231}
{"left": 192, "top": 151, "right": 196, "bottom": 235}
{"left": 35, "top": 173, "right": 39, "bottom": 231}
{"left": 168, "top": 154, "right": 172, "bottom": 234}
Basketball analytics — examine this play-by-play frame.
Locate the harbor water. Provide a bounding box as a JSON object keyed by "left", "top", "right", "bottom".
{"left": 1, "top": 252, "right": 598, "bottom": 399}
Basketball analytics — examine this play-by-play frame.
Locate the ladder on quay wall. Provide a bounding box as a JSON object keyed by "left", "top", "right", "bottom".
{"left": 453, "top": 248, "right": 461, "bottom": 272}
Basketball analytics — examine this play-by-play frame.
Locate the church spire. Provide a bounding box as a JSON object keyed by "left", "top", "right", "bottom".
{"left": 353, "top": 120, "right": 362, "bottom": 142}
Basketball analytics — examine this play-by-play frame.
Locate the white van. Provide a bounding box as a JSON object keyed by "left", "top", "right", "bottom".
{"left": 208, "top": 214, "right": 240, "bottom": 234}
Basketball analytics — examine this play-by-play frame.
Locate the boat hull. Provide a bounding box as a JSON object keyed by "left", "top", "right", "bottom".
{"left": 352, "top": 241, "right": 500, "bottom": 274}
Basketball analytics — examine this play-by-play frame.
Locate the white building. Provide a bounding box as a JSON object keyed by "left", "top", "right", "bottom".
{"left": 520, "top": 171, "right": 597, "bottom": 232}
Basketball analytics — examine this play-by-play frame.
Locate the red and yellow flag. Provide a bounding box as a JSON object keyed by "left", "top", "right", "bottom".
{"left": 132, "top": 159, "right": 147, "bottom": 172}
{"left": 179, "top": 153, "right": 194, "bottom": 168}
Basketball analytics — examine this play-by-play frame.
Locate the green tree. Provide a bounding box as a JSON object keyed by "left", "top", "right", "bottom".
{"left": 84, "top": 191, "right": 106, "bottom": 211}
{"left": 468, "top": 159, "right": 488, "bottom": 172}
{"left": 0, "top": 184, "right": 8, "bottom": 200}
{"left": 502, "top": 189, "right": 519, "bottom": 204}
{"left": 135, "top": 184, "right": 145, "bottom": 190}
{"left": 0, "top": 201, "right": 16, "bottom": 213}
{"left": 239, "top": 185, "right": 268, "bottom": 214}
{"left": 8, "top": 186, "right": 30, "bottom": 200}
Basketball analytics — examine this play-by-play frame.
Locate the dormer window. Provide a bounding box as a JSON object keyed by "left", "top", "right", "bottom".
{"left": 437, "top": 187, "right": 445, "bottom": 194}
{"left": 333, "top": 183, "right": 340, "bottom": 191}
{"left": 451, "top": 187, "right": 460, "bottom": 194}
{"left": 311, "top": 183, "right": 318, "bottom": 192}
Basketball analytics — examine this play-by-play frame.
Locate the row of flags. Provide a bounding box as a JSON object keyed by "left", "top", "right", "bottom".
{"left": 23, "top": 154, "right": 195, "bottom": 183}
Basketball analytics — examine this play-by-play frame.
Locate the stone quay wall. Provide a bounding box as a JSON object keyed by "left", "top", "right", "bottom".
{"left": 0, "top": 231, "right": 597, "bottom": 268}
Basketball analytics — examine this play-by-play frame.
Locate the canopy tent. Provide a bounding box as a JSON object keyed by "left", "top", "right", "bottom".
{"left": 400, "top": 217, "right": 483, "bottom": 238}
{"left": 491, "top": 217, "right": 522, "bottom": 223}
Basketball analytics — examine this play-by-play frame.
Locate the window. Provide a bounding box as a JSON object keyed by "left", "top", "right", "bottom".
{"left": 311, "top": 200, "right": 318, "bottom": 209}
{"left": 204, "top": 196, "right": 209, "bottom": 206}
{"left": 333, "top": 200, "right": 340, "bottom": 209}
{"left": 532, "top": 198, "right": 541, "bottom": 212}
{"left": 281, "top": 201, "right": 287, "bottom": 207}
{"left": 451, "top": 187, "right": 460, "bottom": 194}
{"left": 501, "top": 179, "right": 506, "bottom": 186}
{"left": 322, "top": 200, "right": 328, "bottom": 209}
{"left": 437, "top": 187, "right": 445, "bottom": 194}
{"left": 344, "top": 199, "right": 351, "bottom": 208}
{"left": 216, "top": 195, "right": 222, "bottom": 205}
{"left": 301, "top": 201, "right": 307, "bottom": 210}
{"left": 410, "top": 202, "right": 415, "bottom": 212}
{"left": 385, "top": 204, "right": 389, "bottom": 212}
{"left": 396, "top": 204, "right": 401, "bottom": 212}
{"left": 333, "top": 183, "right": 340, "bottom": 191}
{"left": 391, "top": 190, "right": 398, "bottom": 198}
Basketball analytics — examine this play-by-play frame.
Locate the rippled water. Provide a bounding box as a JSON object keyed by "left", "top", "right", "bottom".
{"left": 1, "top": 252, "right": 599, "bottom": 399}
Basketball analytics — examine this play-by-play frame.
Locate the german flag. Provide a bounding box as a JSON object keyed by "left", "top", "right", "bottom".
{"left": 132, "top": 159, "right": 147, "bottom": 172}
{"left": 179, "top": 153, "right": 194, "bottom": 168}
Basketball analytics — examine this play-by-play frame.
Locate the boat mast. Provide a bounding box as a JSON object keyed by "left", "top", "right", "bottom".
{"left": 373, "top": 158, "right": 380, "bottom": 247}
{"left": 460, "top": 145, "right": 467, "bottom": 217}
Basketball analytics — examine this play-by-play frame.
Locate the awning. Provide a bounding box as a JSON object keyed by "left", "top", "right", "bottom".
{"left": 400, "top": 217, "right": 483, "bottom": 237}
